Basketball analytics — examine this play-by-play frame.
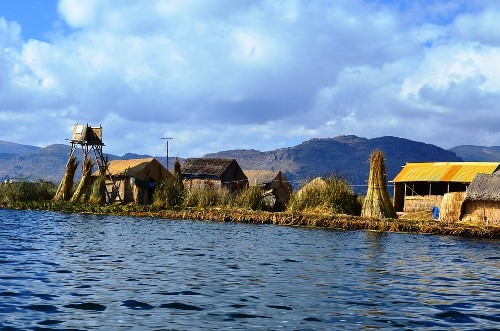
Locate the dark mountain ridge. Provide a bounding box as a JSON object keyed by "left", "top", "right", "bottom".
{"left": 449, "top": 145, "right": 500, "bottom": 162}
{"left": 2, "top": 135, "right": 495, "bottom": 192}
{"left": 205, "top": 135, "right": 463, "bottom": 189}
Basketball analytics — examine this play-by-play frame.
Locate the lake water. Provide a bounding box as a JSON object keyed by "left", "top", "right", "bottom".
{"left": 0, "top": 209, "right": 499, "bottom": 330}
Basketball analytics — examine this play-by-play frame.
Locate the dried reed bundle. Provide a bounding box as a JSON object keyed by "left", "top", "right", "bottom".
{"left": 439, "top": 192, "right": 466, "bottom": 223}
{"left": 71, "top": 156, "right": 94, "bottom": 203}
{"left": 89, "top": 158, "right": 108, "bottom": 204}
{"left": 361, "top": 150, "right": 397, "bottom": 219}
{"left": 53, "top": 156, "right": 79, "bottom": 201}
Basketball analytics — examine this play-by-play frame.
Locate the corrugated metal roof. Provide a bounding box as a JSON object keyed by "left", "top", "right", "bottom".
{"left": 393, "top": 162, "right": 500, "bottom": 183}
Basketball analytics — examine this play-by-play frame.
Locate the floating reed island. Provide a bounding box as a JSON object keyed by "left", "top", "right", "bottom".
{"left": 4, "top": 200, "right": 498, "bottom": 239}
{"left": 1, "top": 143, "right": 499, "bottom": 239}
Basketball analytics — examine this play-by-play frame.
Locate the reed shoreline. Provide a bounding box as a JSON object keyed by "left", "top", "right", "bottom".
{"left": 6, "top": 201, "right": 499, "bottom": 239}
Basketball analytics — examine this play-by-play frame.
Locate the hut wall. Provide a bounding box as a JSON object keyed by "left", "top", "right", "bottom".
{"left": 123, "top": 178, "right": 135, "bottom": 203}
{"left": 403, "top": 195, "right": 443, "bottom": 213}
{"left": 104, "top": 178, "right": 128, "bottom": 203}
{"left": 220, "top": 163, "right": 247, "bottom": 192}
{"left": 271, "top": 176, "right": 292, "bottom": 207}
{"left": 462, "top": 201, "right": 500, "bottom": 226}
{"left": 184, "top": 178, "right": 222, "bottom": 191}
{"left": 135, "top": 184, "right": 146, "bottom": 204}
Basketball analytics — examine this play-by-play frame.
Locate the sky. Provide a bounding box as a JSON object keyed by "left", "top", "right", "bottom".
{"left": 0, "top": 0, "right": 499, "bottom": 158}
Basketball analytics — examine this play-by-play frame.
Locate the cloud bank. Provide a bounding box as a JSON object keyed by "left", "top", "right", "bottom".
{"left": 0, "top": 0, "right": 499, "bottom": 157}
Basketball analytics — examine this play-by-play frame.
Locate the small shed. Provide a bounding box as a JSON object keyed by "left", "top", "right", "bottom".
{"left": 461, "top": 173, "right": 500, "bottom": 225}
{"left": 93, "top": 158, "right": 172, "bottom": 204}
{"left": 181, "top": 158, "right": 248, "bottom": 193}
{"left": 244, "top": 170, "right": 292, "bottom": 210}
{"left": 392, "top": 162, "right": 500, "bottom": 212}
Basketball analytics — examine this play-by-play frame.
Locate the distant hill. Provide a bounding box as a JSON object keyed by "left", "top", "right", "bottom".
{"left": 449, "top": 145, "right": 500, "bottom": 162}
{"left": 206, "top": 135, "right": 463, "bottom": 191}
{"left": 0, "top": 136, "right": 464, "bottom": 191}
{"left": 0, "top": 140, "right": 40, "bottom": 154}
{"left": 0, "top": 144, "right": 172, "bottom": 183}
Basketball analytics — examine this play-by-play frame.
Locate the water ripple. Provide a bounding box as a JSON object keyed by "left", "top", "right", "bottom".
{"left": 0, "top": 209, "right": 499, "bottom": 330}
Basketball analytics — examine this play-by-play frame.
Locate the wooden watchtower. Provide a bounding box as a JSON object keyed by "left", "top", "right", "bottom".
{"left": 68, "top": 123, "right": 122, "bottom": 203}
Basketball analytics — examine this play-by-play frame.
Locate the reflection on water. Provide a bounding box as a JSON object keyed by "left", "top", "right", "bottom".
{"left": 0, "top": 209, "right": 499, "bottom": 330}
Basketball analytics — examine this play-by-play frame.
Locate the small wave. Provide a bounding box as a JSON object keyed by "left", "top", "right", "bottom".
{"left": 303, "top": 317, "right": 323, "bottom": 322}
{"left": 75, "top": 285, "right": 92, "bottom": 289}
{"left": 22, "top": 304, "right": 59, "bottom": 313}
{"left": 485, "top": 256, "right": 500, "bottom": 260}
{"left": 159, "top": 302, "right": 203, "bottom": 311}
{"left": 52, "top": 269, "right": 73, "bottom": 274}
{"left": 434, "top": 311, "right": 476, "bottom": 324}
{"left": 266, "top": 305, "right": 293, "bottom": 310}
{"left": 37, "top": 319, "right": 63, "bottom": 326}
{"left": 230, "top": 304, "right": 247, "bottom": 309}
{"left": 155, "top": 290, "right": 203, "bottom": 296}
{"left": 282, "top": 258, "right": 301, "bottom": 263}
{"left": 34, "top": 293, "right": 58, "bottom": 300}
{"left": 121, "top": 300, "right": 154, "bottom": 310}
{"left": 226, "top": 312, "right": 270, "bottom": 319}
{"left": 64, "top": 302, "right": 107, "bottom": 311}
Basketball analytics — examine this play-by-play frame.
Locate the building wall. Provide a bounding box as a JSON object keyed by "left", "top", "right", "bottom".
{"left": 220, "top": 163, "right": 248, "bottom": 192}
{"left": 184, "top": 178, "right": 222, "bottom": 190}
{"left": 462, "top": 201, "right": 500, "bottom": 226}
{"left": 403, "top": 195, "right": 443, "bottom": 213}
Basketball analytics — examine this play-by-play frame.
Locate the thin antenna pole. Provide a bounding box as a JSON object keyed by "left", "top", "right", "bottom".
{"left": 161, "top": 137, "right": 173, "bottom": 171}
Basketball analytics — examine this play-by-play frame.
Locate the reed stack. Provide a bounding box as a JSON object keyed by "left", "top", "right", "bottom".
{"left": 89, "top": 157, "right": 108, "bottom": 204}
{"left": 53, "top": 156, "right": 78, "bottom": 201}
{"left": 71, "top": 156, "right": 94, "bottom": 203}
{"left": 362, "top": 150, "right": 397, "bottom": 219}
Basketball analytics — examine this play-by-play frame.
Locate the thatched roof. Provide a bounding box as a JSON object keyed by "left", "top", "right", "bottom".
{"left": 297, "top": 177, "right": 326, "bottom": 196}
{"left": 181, "top": 158, "right": 236, "bottom": 178}
{"left": 393, "top": 162, "right": 500, "bottom": 183}
{"left": 92, "top": 158, "right": 172, "bottom": 181}
{"left": 244, "top": 170, "right": 281, "bottom": 186}
{"left": 466, "top": 173, "right": 500, "bottom": 201}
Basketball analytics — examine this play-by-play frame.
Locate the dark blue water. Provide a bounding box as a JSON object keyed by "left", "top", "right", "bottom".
{"left": 0, "top": 209, "right": 499, "bottom": 330}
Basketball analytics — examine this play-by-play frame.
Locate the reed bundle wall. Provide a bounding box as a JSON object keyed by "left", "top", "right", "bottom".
{"left": 462, "top": 201, "right": 500, "bottom": 226}
{"left": 403, "top": 195, "right": 443, "bottom": 213}
{"left": 184, "top": 178, "right": 222, "bottom": 191}
{"left": 439, "top": 192, "right": 466, "bottom": 223}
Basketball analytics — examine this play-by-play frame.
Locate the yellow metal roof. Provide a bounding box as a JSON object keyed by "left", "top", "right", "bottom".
{"left": 392, "top": 162, "right": 500, "bottom": 183}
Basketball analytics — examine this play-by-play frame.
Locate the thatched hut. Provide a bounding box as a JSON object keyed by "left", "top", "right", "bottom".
{"left": 392, "top": 162, "right": 500, "bottom": 213}
{"left": 296, "top": 177, "right": 327, "bottom": 196}
{"left": 461, "top": 173, "right": 500, "bottom": 225}
{"left": 92, "top": 158, "right": 172, "bottom": 204}
{"left": 181, "top": 158, "right": 248, "bottom": 193}
{"left": 244, "top": 170, "right": 292, "bottom": 210}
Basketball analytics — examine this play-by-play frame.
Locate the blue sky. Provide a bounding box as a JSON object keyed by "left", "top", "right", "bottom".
{"left": 0, "top": 0, "right": 499, "bottom": 157}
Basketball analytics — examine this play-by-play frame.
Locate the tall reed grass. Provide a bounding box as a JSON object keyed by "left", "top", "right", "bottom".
{"left": 288, "top": 176, "right": 362, "bottom": 215}
{"left": 0, "top": 180, "right": 57, "bottom": 206}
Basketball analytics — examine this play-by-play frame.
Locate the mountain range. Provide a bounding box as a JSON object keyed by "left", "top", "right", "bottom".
{"left": 1, "top": 136, "right": 498, "bottom": 192}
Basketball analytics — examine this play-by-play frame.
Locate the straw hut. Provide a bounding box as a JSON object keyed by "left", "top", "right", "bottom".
{"left": 92, "top": 158, "right": 172, "bottom": 204}
{"left": 392, "top": 162, "right": 500, "bottom": 213}
{"left": 244, "top": 170, "right": 292, "bottom": 210}
{"left": 181, "top": 158, "right": 248, "bottom": 193}
{"left": 461, "top": 173, "right": 500, "bottom": 225}
{"left": 296, "top": 177, "right": 327, "bottom": 197}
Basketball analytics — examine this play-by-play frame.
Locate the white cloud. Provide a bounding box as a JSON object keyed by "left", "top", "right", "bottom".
{"left": 0, "top": 0, "right": 499, "bottom": 158}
